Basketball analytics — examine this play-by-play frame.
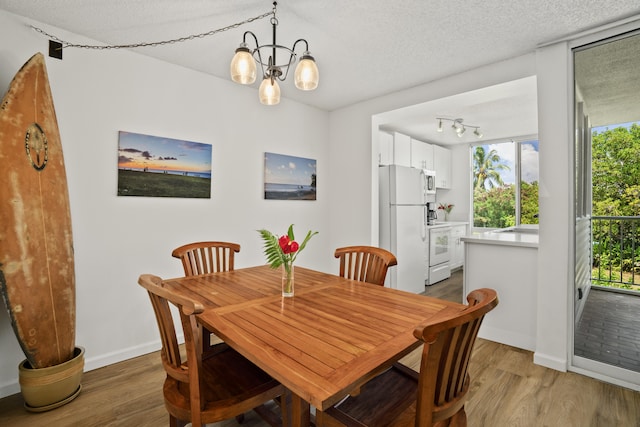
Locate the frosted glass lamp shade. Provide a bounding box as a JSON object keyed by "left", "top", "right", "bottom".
{"left": 230, "top": 45, "right": 257, "bottom": 85}
{"left": 259, "top": 77, "right": 280, "bottom": 105}
{"left": 294, "top": 54, "right": 319, "bottom": 91}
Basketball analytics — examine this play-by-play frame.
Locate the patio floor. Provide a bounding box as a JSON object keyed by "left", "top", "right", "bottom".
{"left": 574, "top": 288, "right": 640, "bottom": 372}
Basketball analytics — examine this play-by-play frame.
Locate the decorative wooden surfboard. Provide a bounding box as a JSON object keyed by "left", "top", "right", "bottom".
{"left": 0, "top": 53, "right": 76, "bottom": 368}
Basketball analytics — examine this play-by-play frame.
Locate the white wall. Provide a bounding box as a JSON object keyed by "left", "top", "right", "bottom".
{"left": 0, "top": 10, "right": 330, "bottom": 397}
{"left": 327, "top": 53, "right": 581, "bottom": 371}
{"left": 533, "top": 42, "right": 572, "bottom": 371}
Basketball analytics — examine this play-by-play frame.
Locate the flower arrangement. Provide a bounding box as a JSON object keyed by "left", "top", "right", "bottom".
{"left": 258, "top": 224, "right": 318, "bottom": 296}
{"left": 438, "top": 203, "right": 454, "bottom": 214}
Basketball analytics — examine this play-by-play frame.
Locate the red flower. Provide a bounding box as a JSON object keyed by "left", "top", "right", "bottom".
{"left": 278, "top": 235, "right": 299, "bottom": 254}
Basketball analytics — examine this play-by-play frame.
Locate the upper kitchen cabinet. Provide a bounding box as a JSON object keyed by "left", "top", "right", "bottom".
{"left": 433, "top": 145, "right": 452, "bottom": 188}
{"left": 392, "top": 132, "right": 411, "bottom": 167}
{"left": 379, "top": 133, "right": 449, "bottom": 182}
{"left": 378, "top": 131, "right": 410, "bottom": 166}
{"left": 410, "top": 139, "right": 434, "bottom": 170}
{"left": 378, "top": 131, "right": 394, "bottom": 165}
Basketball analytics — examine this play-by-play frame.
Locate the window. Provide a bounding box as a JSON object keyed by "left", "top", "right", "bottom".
{"left": 472, "top": 139, "right": 539, "bottom": 228}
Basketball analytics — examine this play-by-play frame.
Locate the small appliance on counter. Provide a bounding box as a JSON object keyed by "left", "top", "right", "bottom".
{"left": 426, "top": 202, "right": 438, "bottom": 225}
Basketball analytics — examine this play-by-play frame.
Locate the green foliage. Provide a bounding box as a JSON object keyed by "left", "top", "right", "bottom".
{"left": 258, "top": 228, "right": 286, "bottom": 268}
{"left": 473, "top": 185, "right": 515, "bottom": 228}
{"left": 520, "top": 181, "right": 540, "bottom": 225}
{"left": 592, "top": 123, "right": 640, "bottom": 217}
{"left": 590, "top": 123, "right": 640, "bottom": 284}
{"left": 117, "top": 169, "right": 210, "bottom": 198}
{"left": 472, "top": 182, "right": 540, "bottom": 228}
{"left": 472, "top": 145, "right": 539, "bottom": 228}
{"left": 257, "top": 225, "right": 318, "bottom": 270}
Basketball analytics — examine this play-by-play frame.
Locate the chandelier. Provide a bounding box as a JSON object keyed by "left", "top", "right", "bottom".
{"left": 436, "top": 118, "right": 483, "bottom": 138}
{"left": 230, "top": 1, "right": 319, "bottom": 105}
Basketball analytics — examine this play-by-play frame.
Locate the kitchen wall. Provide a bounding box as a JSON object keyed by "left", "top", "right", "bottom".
{"left": 0, "top": 10, "right": 330, "bottom": 397}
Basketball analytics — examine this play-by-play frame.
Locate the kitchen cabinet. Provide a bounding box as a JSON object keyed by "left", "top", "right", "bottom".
{"left": 449, "top": 223, "right": 467, "bottom": 270}
{"left": 410, "top": 138, "right": 434, "bottom": 170}
{"left": 392, "top": 132, "right": 411, "bottom": 167}
{"left": 378, "top": 131, "right": 393, "bottom": 165}
{"left": 433, "top": 145, "right": 451, "bottom": 188}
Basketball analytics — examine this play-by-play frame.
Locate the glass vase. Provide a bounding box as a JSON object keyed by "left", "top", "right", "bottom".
{"left": 282, "top": 264, "right": 294, "bottom": 297}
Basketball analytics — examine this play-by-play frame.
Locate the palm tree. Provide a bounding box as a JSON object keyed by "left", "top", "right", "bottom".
{"left": 473, "top": 146, "right": 510, "bottom": 190}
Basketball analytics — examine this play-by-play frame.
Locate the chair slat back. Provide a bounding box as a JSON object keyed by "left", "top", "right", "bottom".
{"left": 334, "top": 245, "right": 398, "bottom": 286}
{"left": 138, "top": 274, "right": 204, "bottom": 384}
{"left": 172, "top": 241, "right": 241, "bottom": 276}
{"left": 415, "top": 288, "right": 498, "bottom": 426}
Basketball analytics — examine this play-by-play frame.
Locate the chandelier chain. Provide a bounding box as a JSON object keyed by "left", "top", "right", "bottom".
{"left": 30, "top": 9, "right": 273, "bottom": 50}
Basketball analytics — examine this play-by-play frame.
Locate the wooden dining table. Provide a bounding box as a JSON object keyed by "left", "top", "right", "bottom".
{"left": 160, "top": 265, "right": 465, "bottom": 427}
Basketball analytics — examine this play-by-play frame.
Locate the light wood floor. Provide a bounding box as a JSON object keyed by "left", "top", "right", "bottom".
{"left": 2, "top": 270, "right": 639, "bottom": 426}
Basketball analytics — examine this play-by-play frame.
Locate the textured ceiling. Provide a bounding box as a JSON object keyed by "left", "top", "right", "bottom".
{"left": 575, "top": 33, "right": 640, "bottom": 127}
{"left": 1, "top": 1, "right": 639, "bottom": 146}
{"left": 1, "top": 0, "right": 639, "bottom": 113}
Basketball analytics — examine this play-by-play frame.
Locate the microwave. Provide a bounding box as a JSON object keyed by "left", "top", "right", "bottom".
{"left": 423, "top": 169, "right": 436, "bottom": 196}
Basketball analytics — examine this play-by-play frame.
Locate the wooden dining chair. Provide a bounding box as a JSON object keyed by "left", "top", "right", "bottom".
{"left": 316, "top": 288, "right": 498, "bottom": 427}
{"left": 171, "top": 241, "right": 241, "bottom": 276}
{"left": 138, "top": 274, "right": 284, "bottom": 427}
{"left": 172, "top": 241, "right": 241, "bottom": 352}
{"left": 334, "top": 245, "right": 398, "bottom": 286}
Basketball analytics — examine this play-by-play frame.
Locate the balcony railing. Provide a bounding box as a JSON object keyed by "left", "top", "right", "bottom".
{"left": 591, "top": 216, "right": 640, "bottom": 292}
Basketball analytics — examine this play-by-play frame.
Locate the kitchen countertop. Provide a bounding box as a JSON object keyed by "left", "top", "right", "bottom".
{"left": 461, "top": 227, "right": 539, "bottom": 248}
{"left": 426, "top": 221, "right": 467, "bottom": 229}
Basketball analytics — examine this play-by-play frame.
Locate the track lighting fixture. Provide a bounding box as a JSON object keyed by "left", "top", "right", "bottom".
{"left": 435, "top": 117, "right": 483, "bottom": 139}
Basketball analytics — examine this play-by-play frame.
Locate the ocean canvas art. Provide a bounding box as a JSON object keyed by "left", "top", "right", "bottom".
{"left": 117, "top": 131, "right": 212, "bottom": 198}
{"left": 264, "top": 152, "right": 317, "bottom": 200}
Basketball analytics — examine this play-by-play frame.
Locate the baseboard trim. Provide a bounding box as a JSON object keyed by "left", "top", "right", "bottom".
{"left": 534, "top": 352, "right": 567, "bottom": 372}
{"left": 478, "top": 325, "right": 536, "bottom": 352}
{"left": 0, "top": 380, "right": 20, "bottom": 399}
{"left": 0, "top": 338, "right": 174, "bottom": 400}
{"left": 83, "top": 341, "right": 161, "bottom": 372}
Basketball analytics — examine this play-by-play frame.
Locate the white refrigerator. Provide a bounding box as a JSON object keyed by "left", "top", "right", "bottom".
{"left": 379, "top": 165, "right": 435, "bottom": 293}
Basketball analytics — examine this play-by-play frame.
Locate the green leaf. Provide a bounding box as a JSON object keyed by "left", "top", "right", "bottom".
{"left": 291, "top": 229, "right": 319, "bottom": 264}
{"left": 258, "top": 225, "right": 318, "bottom": 268}
{"left": 257, "top": 229, "right": 285, "bottom": 269}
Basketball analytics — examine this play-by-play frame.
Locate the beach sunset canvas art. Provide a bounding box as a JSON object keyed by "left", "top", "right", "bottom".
{"left": 117, "top": 131, "right": 212, "bottom": 198}
{"left": 264, "top": 152, "right": 317, "bottom": 200}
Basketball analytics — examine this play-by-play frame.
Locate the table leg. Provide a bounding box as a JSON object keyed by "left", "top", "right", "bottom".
{"left": 281, "top": 389, "right": 311, "bottom": 427}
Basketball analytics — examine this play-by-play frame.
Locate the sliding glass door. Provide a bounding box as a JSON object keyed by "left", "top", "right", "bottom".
{"left": 573, "top": 31, "right": 640, "bottom": 383}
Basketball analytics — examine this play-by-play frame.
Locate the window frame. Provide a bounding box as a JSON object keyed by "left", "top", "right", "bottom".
{"left": 471, "top": 135, "right": 539, "bottom": 230}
